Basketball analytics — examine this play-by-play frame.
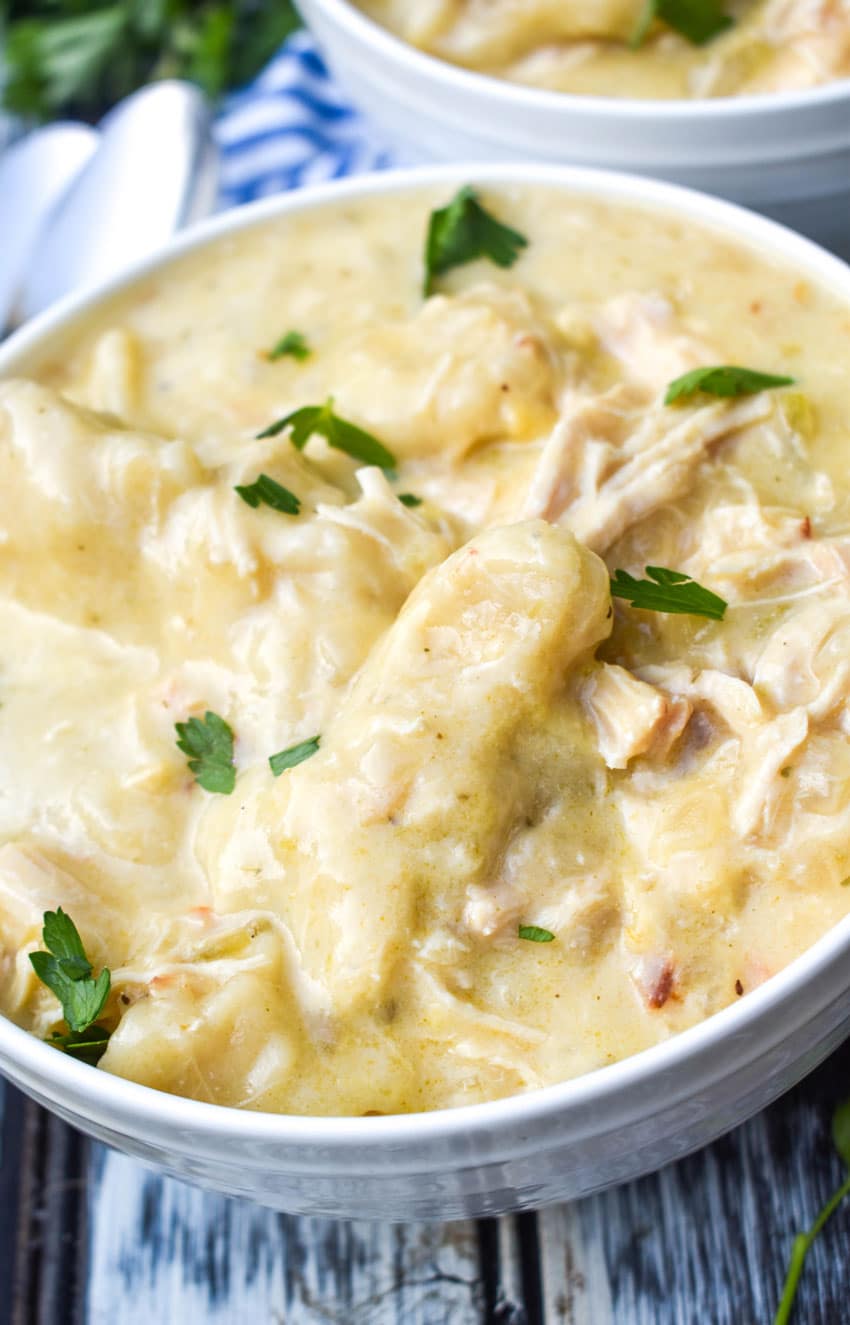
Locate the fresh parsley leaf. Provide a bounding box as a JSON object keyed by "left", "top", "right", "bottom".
{"left": 665, "top": 365, "right": 795, "bottom": 404}
{"left": 610, "top": 566, "right": 727, "bottom": 620}
{"left": 774, "top": 1097, "right": 850, "bottom": 1325}
{"left": 3, "top": 9, "right": 126, "bottom": 117}
{"left": 267, "top": 330, "right": 311, "bottom": 362}
{"left": 269, "top": 735, "right": 320, "bottom": 776}
{"left": 42, "top": 907, "right": 91, "bottom": 977}
{"left": 256, "top": 398, "right": 396, "bottom": 469}
{"left": 235, "top": 473, "right": 301, "bottom": 515}
{"left": 518, "top": 925, "right": 555, "bottom": 943}
{"left": 1, "top": 0, "right": 301, "bottom": 120}
{"left": 424, "top": 186, "right": 528, "bottom": 296}
{"left": 29, "top": 909, "right": 111, "bottom": 1048}
{"left": 631, "top": 0, "right": 733, "bottom": 48}
{"left": 175, "top": 710, "right": 236, "bottom": 794}
{"left": 398, "top": 493, "right": 423, "bottom": 508}
{"left": 49, "top": 1025, "right": 112, "bottom": 1066}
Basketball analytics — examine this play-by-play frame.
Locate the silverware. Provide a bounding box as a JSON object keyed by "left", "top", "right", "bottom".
{"left": 0, "top": 122, "right": 100, "bottom": 335}
{"left": 5, "top": 81, "right": 218, "bottom": 334}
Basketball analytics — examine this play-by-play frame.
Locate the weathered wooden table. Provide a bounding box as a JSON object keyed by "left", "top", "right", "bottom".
{"left": 2, "top": 1036, "right": 848, "bottom": 1323}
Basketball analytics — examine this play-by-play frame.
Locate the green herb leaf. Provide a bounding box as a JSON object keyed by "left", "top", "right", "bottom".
{"left": 518, "top": 925, "right": 556, "bottom": 943}
{"left": 665, "top": 365, "right": 795, "bottom": 404}
{"left": 1, "top": 0, "right": 301, "bottom": 121}
{"left": 235, "top": 473, "right": 301, "bottom": 515}
{"left": 774, "top": 1097, "right": 850, "bottom": 1324}
{"left": 631, "top": 0, "right": 733, "bottom": 48}
{"left": 49, "top": 1025, "right": 112, "bottom": 1066}
{"left": 175, "top": 710, "right": 236, "bottom": 794}
{"left": 424, "top": 186, "right": 528, "bottom": 296}
{"left": 29, "top": 909, "right": 111, "bottom": 1044}
{"left": 42, "top": 907, "right": 91, "bottom": 977}
{"left": 398, "top": 493, "right": 423, "bottom": 508}
{"left": 269, "top": 735, "right": 320, "bottom": 776}
{"left": 267, "top": 330, "right": 311, "bottom": 362}
{"left": 611, "top": 566, "right": 727, "bottom": 620}
{"left": 257, "top": 398, "right": 396, "bottom": 469}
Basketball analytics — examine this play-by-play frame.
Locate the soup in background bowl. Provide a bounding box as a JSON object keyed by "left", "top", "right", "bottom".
{"left": 354, "top": 0, "right": 850, "bottom": 101}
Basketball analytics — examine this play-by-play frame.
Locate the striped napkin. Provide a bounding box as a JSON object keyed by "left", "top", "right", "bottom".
{"left": 215, "top": 30, "right": 398, "bottom": 208}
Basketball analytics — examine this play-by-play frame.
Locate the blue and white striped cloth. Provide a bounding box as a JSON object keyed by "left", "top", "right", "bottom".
{"left": 215, "top": 30, "right": 398, "bottom": 208}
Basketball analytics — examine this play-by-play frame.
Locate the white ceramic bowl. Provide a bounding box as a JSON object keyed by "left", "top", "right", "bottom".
{"left": 296, "top": 0, "right": 850, "bottom": 255}
{"left": 2, "top": 164, "right": 850, "bottom": 1221}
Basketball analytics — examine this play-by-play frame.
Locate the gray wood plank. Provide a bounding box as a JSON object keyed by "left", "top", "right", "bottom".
{"left": 85, "top": 1149, "right": 485, "bottom": 1324}
{"left": 1, "top": 1092, "right": 88, "bottom": 1325}
{"left": 536, "top": 1039, "right": 850, "bottom": 1325}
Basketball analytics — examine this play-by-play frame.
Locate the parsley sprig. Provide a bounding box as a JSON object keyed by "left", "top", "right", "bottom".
{"left": 775, "top": 1098, "right": 850, "bottom": 1324}
{"left": 631, "top": 0, "right": 733, "bottom": 48}
{"left": 1, "top": 1, "right": 301, "bottom": 120}
{"left": 257, "top": 398, "right": 396, "bottom": 469}
{"left": 30, "top": 909, "right": 111, "bottom": 1063}
{"left": 175, "top": 711, "right": 236, "bottom": 794}
{"left": 665, "top": 365, "right": 795, "bottom": 404}
{"left": 424, "top": 186, "right": 528, "bottom": 296}
{"left": 235, "top": 473, "right": 301, "bottom": 515}
{"left": 611, "top": 567, "right": 727, "bottom": 620}
{"left": 269, "top": 736, "right": 320, "bottom": 776}
{"left": 267, "top": 330, "right": 311, "bottom": 362}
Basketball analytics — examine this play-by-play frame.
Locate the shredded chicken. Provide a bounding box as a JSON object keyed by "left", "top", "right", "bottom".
{"left": 594, "top": 293, "right": 712, "bottom": 394}
{"left": 583, "top": 663, "right": 691, "bottom": 769}
{"left": 732, "top": 708, "right": 809, "bottom": 838}
{"left": 754, "top": 601, "right": 850, "bottom": 720}
{"left": 524, "top": 387, "right": 770, "bottom": 552}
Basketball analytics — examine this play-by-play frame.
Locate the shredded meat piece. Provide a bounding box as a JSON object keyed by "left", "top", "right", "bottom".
{"left": 583, "top": 663, "right": 692, "bottom": 769}
{"left": 594, "top": 292, "right": 712, "bottom": 393}
{"left": 631, "top": 953, "right": 677, "bottom": 1009}
{"left": 754, "top": 600, "right": 850, "bottom": 720}
{"left": 524, "top": 389, "right": 771, "bottom": 553}
{"left": 732, "top": 708, "right": 809, "bottom": 839}
{"left": 463, "top": 879, "right": 521, "bottom": 938}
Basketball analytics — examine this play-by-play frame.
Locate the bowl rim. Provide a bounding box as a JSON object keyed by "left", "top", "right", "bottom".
{"left": 299, "top": 0, "right": 850, "bottom": 121}
{"left": 2, "top": 160, "right": 850, "bottom": 1150}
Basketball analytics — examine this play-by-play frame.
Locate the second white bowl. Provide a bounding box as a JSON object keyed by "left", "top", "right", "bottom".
{"left": 296, "top": 0, "right": 850, "bottom": 255}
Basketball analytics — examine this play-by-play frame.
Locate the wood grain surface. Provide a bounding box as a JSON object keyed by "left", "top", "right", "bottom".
{"left": 2, "top": 1037, "right": 848, "bottom": 1324}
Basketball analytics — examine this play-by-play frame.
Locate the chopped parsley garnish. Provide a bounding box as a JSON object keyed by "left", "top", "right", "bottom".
{"left": 267, "top": 330, "right": 311, "bottom": 362}
{"left": 175, "top": 710, "right": 236, "bottom": 794}
{"left": 235, "top": 473, "right": 301, "bottom": 515}
{"left": 775, "top": 1097, "right": 850, "bottom": 1324}
{"left": 611, "top": 566, "right": 727, "bottom": 620}
{"left": 398, "top": 493, "right": 423, "bottom": 508}
{"left": 518, "top": 925, "right": 555, "bottom": 943}
{"left": 631, "top": 0, "right": 733, "bottom": 48}
{"left": 30, "top": 908, "right": 111, "bottom": 1062}
{"left": 257, "top": 397, "right": 396, "bottom": 469}
{"left": 269, "top": 735, "right": 320, "bottom": 776}
{"left": 423, "top": 186, "right": 528, "bottom": 296}
{"left": 665, "top": 365, "right": 795, "bottom": 404}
